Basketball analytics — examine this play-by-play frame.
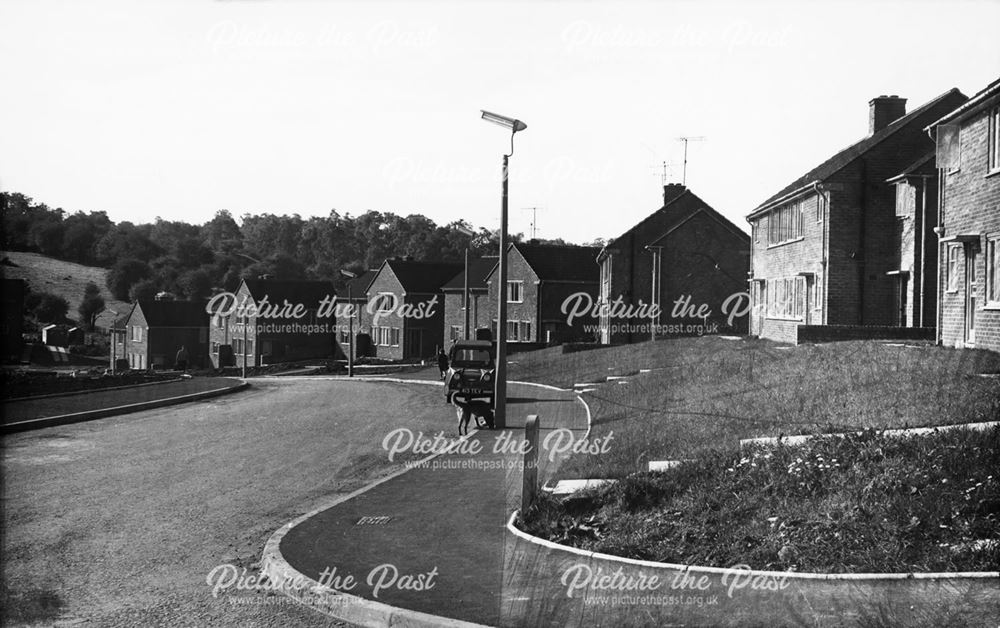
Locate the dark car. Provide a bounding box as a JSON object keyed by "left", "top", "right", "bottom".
{"left": 444, "top": 340, "right": 495, "bottom": 405}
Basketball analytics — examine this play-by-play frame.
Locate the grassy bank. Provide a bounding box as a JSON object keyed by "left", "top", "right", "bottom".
{"left": 508, "top": 336, "right": 1000, "bottom": 479}
{"left": 519, "top": 426, "right": 1000, "bottom": 573}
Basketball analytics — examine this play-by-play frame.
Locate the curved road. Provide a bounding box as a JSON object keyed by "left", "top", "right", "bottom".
{"left": 2, "top": 377, "right": 475, "bottom": 627}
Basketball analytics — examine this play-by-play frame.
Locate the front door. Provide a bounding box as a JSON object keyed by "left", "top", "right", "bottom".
{"left": 965, "top": 246, "right": 978, "bottom": 346}
{"left": 405, "top": 328, "right": 423, "bottom": 359}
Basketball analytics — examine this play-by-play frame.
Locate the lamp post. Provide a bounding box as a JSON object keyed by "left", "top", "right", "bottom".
{"left": 340, "top": 269, "right": 358, "bottom": 377}
{"left": 481, "top": 109, "right": 527, "bottom": 430}
{"left": 455, "top": 225, "right": 477, "bottom": 339}
{"left": 104, "top": 309, "right": 119, "bottom": 373}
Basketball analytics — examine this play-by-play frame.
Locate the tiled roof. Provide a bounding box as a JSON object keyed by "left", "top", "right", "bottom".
{"left": 926, "top": 76, "right": 1000, "bottom": 127}
{"left": 336, "top": 269, "right": 378, "bottom": 299}
{"left": 750, "top": 88, "right": 968, "bottom": 215}
{"left": 383, "top": 259, "right": 464, "bottom": 293}
{"left": 135, "top": 300, "right": 209, "bottom": 327}
{"left": 242, "top": 279, "right": 336, "bottom": 307}
{"left": 441, "top": 256, "right": 499, "bottom": 292}
{"left": 515, "top": 243, "right": 602, "bottom": 282}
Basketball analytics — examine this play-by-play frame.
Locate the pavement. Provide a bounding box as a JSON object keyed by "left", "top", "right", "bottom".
{"left": 271, "top": 379, "right": 590, "bottom": 627}
{"left": 2, "top": 377, "right": 245, "bottom": 427}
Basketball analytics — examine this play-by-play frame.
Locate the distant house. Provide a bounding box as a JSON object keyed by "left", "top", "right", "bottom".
{"left": 124, "top": 299, "right": 209, "bottom": 369}
{"left": 597, "top": 185, "right": 750, "bottom": 345}
{"left": 926, "top": 77, "right": 1000, "bottom": 352}
{"left": 483, "top": 242, "right": 602, "bottom": 348}
{"left": 109, "top": 304, "right": 135, "bottom": 369}
{"left": 363, "top": 258, "right": 463, "bottom": 360}
{"left": 208, "top": 278, "right": 337, "bottom": 368}
{"left": 334, "top": 269, "right": 377, "bottom": 358}
{"left": 746, "top": 88, "right": 968, "bottom": 344}
{"left": 441, "top": 256, "right": 498, "bottom": 345}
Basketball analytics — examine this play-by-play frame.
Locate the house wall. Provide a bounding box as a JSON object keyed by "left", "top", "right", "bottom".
{"left": 661, "top": 211, "right": 750, "bottom": 335}
{"left": 939, "top": 108, "right": 1000, "bottom": 352}
{"left": 484, "top": 248, "right": 541, "bottom": 345}
{"left": 443, "top": 291, "right": 487, "bottom": 345}
{"left": 364, "top": 269, "right": 445, "bottom": 360}
{"left": 149, "top": 327, "right": 209, "bottom": 368}
{"left": 125, "top": 306, "right": 149, "bottom": 369}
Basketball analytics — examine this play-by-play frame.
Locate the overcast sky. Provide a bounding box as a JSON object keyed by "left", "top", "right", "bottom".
{"left": 1, "top": 0, "right": 998, "bottom": 244}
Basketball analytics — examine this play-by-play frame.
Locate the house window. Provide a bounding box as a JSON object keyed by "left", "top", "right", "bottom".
{"left": 374, "top": 293, "right": 396, "bottom": 313}
{"left": 988, "top": 237, "right": 1000, "bottom": 306}
{"left": 767, "top": 277, "right": 806, "bottom": 320}
{"left": 989, "top": 106, "right": 1000, "bottom": 173}
{"left": 450, "top": 325, "right": 462, "bottom": 341}
{"left": 234, "top": 338, "right": 243, "bottom": 354}
{"left": 245, "top": 340, "right": 253, "bottom": 355}
{"left": 946, "top": 244, "right": 961, "bottom": 292}
{"left": 767, "top": 201, "right": 804, "bottom": 245}
{"left": 506, "top": 320, "right": 531, "bottom": 341}
{"left": 507, "top": 281, "right": 523, "bottom": 303}
{"left": 211, "top": 342, "right": 219, "bottom": 355}
{"left": 390, "top": 327, "right": 400, "bottom": 347}
{"left": 752, "top": 222, "right": 759, "bottom": 244}
{"left": 131, "top": 326, "right": 143, "bottom": 342}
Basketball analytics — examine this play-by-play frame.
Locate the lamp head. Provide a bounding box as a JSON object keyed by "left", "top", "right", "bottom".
{"left": 481, "top": 110, "right": 527, "bottom": 133}
{"left": 340, "top": 269, "right": 358, "bottom": 279}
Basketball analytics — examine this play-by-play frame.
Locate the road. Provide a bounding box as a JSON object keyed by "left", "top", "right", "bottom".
{"left": 1, "top": 377, "right": 457, "bottom": 627}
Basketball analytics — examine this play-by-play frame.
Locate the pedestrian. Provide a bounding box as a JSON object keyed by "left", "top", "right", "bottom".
{"left": 175, "top": 345, "right": 189, "bottom": 371}
{"left": 437, "top": 348, "right": 449, "bottom": 379}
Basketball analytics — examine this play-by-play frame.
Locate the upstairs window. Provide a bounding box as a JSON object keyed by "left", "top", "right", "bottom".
{"left": 131, "top": 326, "right": 143, "bottom": 342}
{"left": 374, "top": 293, "right": 396, "bottom": 313}
{"left": 767, "top": 201, "right": 804, "bottom": 245}
{"left": 988, "top": 236, "right": 1000, "bottom": 305}
{"left": 989, "top": 106, "right": 1000, "bottom": 174}
{"left": 507, "top": 281, "right": 523, "bottom": 303}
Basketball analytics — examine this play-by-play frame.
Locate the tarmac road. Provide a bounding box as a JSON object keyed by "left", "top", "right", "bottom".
{"left": 1, "top": 377, "right": 455, "bottom": 627}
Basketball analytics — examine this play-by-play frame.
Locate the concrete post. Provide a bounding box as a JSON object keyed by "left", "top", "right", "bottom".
{"left": 521, "top": 414, "right": 539, "bottom": 514}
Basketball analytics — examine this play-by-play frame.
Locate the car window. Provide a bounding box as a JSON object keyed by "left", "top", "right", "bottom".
{"left": 452, "top": 349, "right": 492, "bottom": 365}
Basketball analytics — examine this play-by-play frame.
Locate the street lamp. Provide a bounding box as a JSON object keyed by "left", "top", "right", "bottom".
{"left": 340, "top": 269, "right": 358, "bottom": 377}
{"left": 480, "top": 109, "right": 527, "bottom": 430}
{"left": 455, "top": 225, "right": 477, "bottom": 340}
{"left": 104, "top": 308, "right": 119, "bottom": 373}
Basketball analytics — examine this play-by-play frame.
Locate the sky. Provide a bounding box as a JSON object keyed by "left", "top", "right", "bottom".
{"left": 1, "top": 0, "right": 998, "bottom": 245}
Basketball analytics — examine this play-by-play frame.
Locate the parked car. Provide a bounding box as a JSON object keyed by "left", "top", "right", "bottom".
{"left": 444, "top": 340, "right": 495, "bottom": 405}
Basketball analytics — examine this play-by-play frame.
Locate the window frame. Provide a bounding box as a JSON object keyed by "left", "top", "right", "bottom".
{"left": 946, "top": 244, "right": 961, "bottom": 293}
{"left": 506, "top": 280, "right": 524, "bottom": 304}
{"left": 988, "top": 105, "right": 1000, "bottom": 174}
{"left": 987, "top": 236, "right": 1000, "bottom": 307}
{"left": 766, "top": 201, "right": 805, "bottom": 247}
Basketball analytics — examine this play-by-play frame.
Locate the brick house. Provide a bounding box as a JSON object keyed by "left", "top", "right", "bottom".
{"left": 483, "top": 242, "right": 602, "bottom": 349}
{"left": 363, "top": 258, "right": 462, "bottom": 360}
{"left": 208, "top": 278, "right": 337, "bottom": 368}
{"left": 441, "top": 256, "right": 498, "bottom": 345}
{"left": 109, "top": 303, "right": 135, "bottom": 369}
{"left": 334, "top": 269, "right": 377, "bottom": 358}
{"left": 927, "top": 77, "right": 1000, "bottom": 352}
{"left": 123, "top": 299, "right": 209, "bottom": 369}
{"left": 597, "top": 185, "right": 750, "bottom": 344}
{"left": 746, "top": 88, "right": 968, "bottom": 344}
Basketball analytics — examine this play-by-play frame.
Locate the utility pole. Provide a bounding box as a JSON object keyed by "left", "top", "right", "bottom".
{"left": 677, "top": 136, "right": 706, "bottom": 186}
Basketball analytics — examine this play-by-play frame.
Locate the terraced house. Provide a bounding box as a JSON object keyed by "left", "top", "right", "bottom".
{"left": 927, "top": 77, "right": 1000, "bottom": 352}
{"left": 746, "top": 88, "right": 968, "bottom": 344}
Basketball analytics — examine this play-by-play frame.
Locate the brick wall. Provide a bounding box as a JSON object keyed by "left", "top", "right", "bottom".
{"left": 365, "top": 268, "right": 406, "bottom": 360}
{"left": 939, "top": 106, "right": 1000, "bottom": 352}
{"left": 484, "top": 248, "right": 540, "bottom": 345}
{"left": 442, "top": 291, "right": 488, "bottom": 345}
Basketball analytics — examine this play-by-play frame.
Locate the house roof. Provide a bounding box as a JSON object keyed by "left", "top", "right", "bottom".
{"left": 134, "top": 299, "right": 209, "bottom": 327}
{"left": 335, "top": 269, "right": 378, "bottom": 299}
{"left": 512, "top": 243, "right": 602, "bottom": 283}
{"left": 600, "top": 186, "right": 748, "bottom": 260}
{"left": 441, "top": 256, "right": 499, "bottom": 292}
{"left": 886, "top": 151, "right": 936, "bottom": 183}
{"left": 925, "top": 76, "right": 1000, "bottom": 128}
{"left": 749, "top": 88, "right": 968, "bottom": 217}
{"left": 378, "top": 259, "right": 464, "bottom": 293}
{"left": 242, "top": 278, "right": 336, "bottom": 308}
{"left": 112, "top": 303, "right": 137, "bottom": 330}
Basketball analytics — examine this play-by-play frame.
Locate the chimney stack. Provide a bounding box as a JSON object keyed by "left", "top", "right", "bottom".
{"left": 663, "top": 183, "right": 686, "bottom": 206}
{"left": 869, "top": 95, "right": 906, "bottom": 135}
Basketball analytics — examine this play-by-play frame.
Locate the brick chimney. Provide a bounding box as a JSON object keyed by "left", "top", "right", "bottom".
{"left": 663, "top": 183, "right": 686, "bottom": 206}
{"left": 869, "top": 95, "right": 907, "bottom": 134}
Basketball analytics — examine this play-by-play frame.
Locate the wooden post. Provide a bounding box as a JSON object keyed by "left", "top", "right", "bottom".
{"left": 522, "top": 414, "right": 539, "bottom": 514}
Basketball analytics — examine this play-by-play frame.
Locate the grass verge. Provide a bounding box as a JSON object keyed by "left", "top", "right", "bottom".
{"left": 519, "top": 426, "right": 1000, "bottom": 573}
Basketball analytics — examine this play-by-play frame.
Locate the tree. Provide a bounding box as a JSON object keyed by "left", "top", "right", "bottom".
{"left": 177, "top": 268, "right": 213, "bottom": 300}
{"left": 28, "top": 291, "right": 70, "bottom": 323}
{"left": 129, "top": 279, "right": 159, "bottom": 303}
{"left": 107, "top": 258, "right": 151, "bottom": 301}
{"left": 78, "top": 282, "right": 106, "bottom": 330}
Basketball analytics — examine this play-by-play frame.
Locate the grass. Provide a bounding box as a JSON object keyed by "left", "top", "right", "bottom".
{"left": 2, "top": 251, "right": 129, "bottom": 328}
{"left": 519, "top": 426, "right": 1000, "bottom": 573}
{"left": 508, "top": 336, "right": 1000, "bottom": 479}
{"left": 510, "top": 336, "right": 1000, "bottom": 573}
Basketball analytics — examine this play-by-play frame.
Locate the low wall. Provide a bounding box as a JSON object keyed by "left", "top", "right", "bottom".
{"left": 504, "top": 515, "right": 1000, "bottom": 627}
{"left": 798, "top": 325, "right": 935, "bottom": 344}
